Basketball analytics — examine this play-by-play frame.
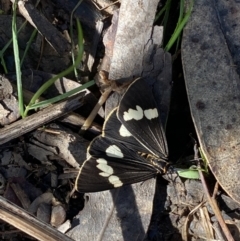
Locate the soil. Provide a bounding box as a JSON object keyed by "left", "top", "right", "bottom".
{"left": 0, "top": 1, "right": 239, "bottom": 241}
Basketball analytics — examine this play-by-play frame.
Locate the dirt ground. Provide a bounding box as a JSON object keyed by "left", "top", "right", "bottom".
{"left": 0, "top": 1, "right": 239, "bottom": 241}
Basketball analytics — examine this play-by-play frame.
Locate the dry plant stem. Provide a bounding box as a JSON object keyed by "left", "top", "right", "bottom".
{"left": 212, "top": 222, "right": 226, "bottom": 241}
{"left": 80, "top": 87, "right": 112, "bottom": 132}
{"left": 13, "top": 0, "right": 70, "bottom": 55}
{"left": 181, "top": 202, "right": 204, "bottom": 240}
{"left": 0, "top": 93, "right": 84, "bottom": 145}
{"left": 212, "top": 181, "right": 219, "bottom": 199}
{"left": 194, "top": 144, "right": 233, "bottom": 240}
{"left": 60, "top": 113, "right": 102, "bottom": 133}
{"left": 0, "top": 196, "right": 74, "bottom": 241}
{"left": 198, "top": 168, "right": 234, "bottom": 241}
{"left": 93, "top": 0, "right": 119, "bottom": 11}
{"left": 36, "top": 34, "right": 45, "bottom": 70}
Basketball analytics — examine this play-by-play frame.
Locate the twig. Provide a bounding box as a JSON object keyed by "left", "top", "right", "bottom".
{"left": 212, "top": 222, "right": 226, "bottom": 241}
{"left": 92, "top": 0, "right": 119, "bottom": 11}
{"left": 194, "top": 144, "right": 234, "bottom": 241}
{"left": 80, "top": 87, "right": 112, "bottom": 133}
{"left": 212, "top": 181, "right": 219, "bottom": 199}
{"left": 0, "top": 93, "right": 84, "bottom": 145}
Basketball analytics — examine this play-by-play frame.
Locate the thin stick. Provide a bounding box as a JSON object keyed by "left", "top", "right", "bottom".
{"left": 194, "top": 145, "right": 234, "bottom": 241}
{"left": 0, "top": 93, "right": 84, "bottom": 145}
{"left": 80, "top": 87, "right": 112, "bottom": 133}
{"left": 92, "top": 0, "right": 119, "bottom": 11}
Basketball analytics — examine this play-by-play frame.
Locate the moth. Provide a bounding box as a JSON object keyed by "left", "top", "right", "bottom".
{"left": 75, "top": 78, "right": 169, "bottom": 192}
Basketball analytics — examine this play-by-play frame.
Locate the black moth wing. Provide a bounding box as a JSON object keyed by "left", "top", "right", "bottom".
{"left": 117, "top": 78, "right": 168, "bottom": 160}
{"left": 75, "top": 136, "right": 160, "bottom": 193}
{"left": 103, "top": 108, "right": 149, "bottom": 154}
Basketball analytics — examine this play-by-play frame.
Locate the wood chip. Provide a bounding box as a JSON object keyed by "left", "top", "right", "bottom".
{"left": 51, "top": 205, "right": 66, "bottom": 227}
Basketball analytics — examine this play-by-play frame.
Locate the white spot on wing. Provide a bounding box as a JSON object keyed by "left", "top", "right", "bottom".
{"left": 119, "top": 124, "right": 132, "bottom": 137}
{"left": 96, "top": 158, "right": 113, "bottom": 177}
{"left": 96, "top": 159, "right": 123, "bottom": 188}
{"left": 96, "top": 158, "right": 108, "bottom": 164}
{"left": 106, "top": 145, "right": 124, "bottom": 158}
{"left": 123, "top": 106, "right": 143, "bottom": 121}
{"left": 108, "top": 175, "right": 123, "bottom": 187}
{"left": 144, "top": 108, "right": 158, "bottom": 120}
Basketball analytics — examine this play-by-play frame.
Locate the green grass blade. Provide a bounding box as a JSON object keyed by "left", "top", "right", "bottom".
{"left": 70, "top": 0, "right": 83, "bottom": 80}
{"left": 0, "top": 20, "right": 27, "bottom": 74}
{"left": 12, "top": 1, "right": 24, "bottom": 117}
{"left": 199, "top": 148, "right": 209, "bottom": 173}
{"left": 154, "top": 2, "right": 168, "bottom": 23}
{"left": 28, "top": 80, "right": 95, "bottom": 110}
{"left": 0, "top": 0, "right": 40, "bottom": 73}
{"left": 23, "top": 18, "right": 86, "bottom": 117}
{"left": 164, "top": 0, "right": 194, "bottom": 52}
{"left": 21, "top": 28, "right": 38, "bottom": 67}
